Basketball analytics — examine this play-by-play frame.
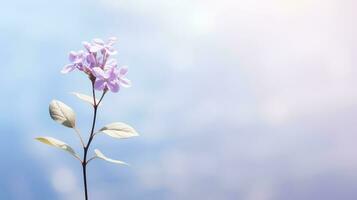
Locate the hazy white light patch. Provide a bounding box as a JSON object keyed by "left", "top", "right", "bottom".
{"left": 261, "top": 97, "right": 290, "bottom": 125}
{"left": 274, "top": 0, "right": 316, "bottom": 15}
{"left": 99, "top": 0, "right": 192, "bottom": 18}
{"left": 51, "top": 166, "right": 77, "bottom": 194}
{"left": 188, "top": 8, "right": 217, "bottom": 35}
{"left": 100, "top": 0, "right": 216, "bottom": 36}
{"left": 326, "top": 48, "right": 353, "bottom": 82}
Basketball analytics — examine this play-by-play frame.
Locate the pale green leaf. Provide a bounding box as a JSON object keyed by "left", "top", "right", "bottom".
{"left": 71, "top": 92, "right": 99, "bottom": 106}
{"left": 94, "top": 149, "right": 128, "bottom": 165}
{"left": 49, "top": 100, "right": 76, "bottom": 128}
{"left": 99, "top": 122, "right": 139, "bottom": 139}
{"left": 35, "top": 136, "right": 80, "bottom": 160}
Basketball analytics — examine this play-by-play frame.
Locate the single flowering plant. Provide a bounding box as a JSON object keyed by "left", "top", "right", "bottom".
{"left": 36, "top": 37, "right": 138, "bottom": 200}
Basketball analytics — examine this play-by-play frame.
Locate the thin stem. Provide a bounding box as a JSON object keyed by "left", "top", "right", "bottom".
{"left": 92, "top": 131, "right": 100, "bottom": 137}
{"left": 92, "top": 81, "right": 97, "bottom": 106}
{"left": 74, "top": 127, "right": 85, "bottom": 148}
{"left": 86, "top": 156, "right": 97, "bottom": 164}
{"left": 97, "top": 90, "right": 106, "bottom": 106}
{"left": 82, "top": 164, "right": 88, "bottom": 200}
{"left": 73, "top": 154, "right": 83, "bottom": 163}
{"left": 81, "top": 82, "right": 106, "bottom": 200}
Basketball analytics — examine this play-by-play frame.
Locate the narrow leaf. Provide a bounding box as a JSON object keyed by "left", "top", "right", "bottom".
{"left": 71, "top": 92, "right": 99, "bottom": 106}
{"left": 49, "top": 100, "right": 76, "bottom": 128}
{"left": 35, "top": 136, "right": 80, "bottom": 160}
{"left": 94, "top": 149, "right": 128, "bottom": 165}
{"left": 99, "top": 122, "right": 139, "bottom": 139}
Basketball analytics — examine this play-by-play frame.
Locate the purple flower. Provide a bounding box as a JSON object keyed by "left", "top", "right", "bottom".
{"left": 92, "top": 66, "right": 120, "bottom": 93}
{"left": 61, "top": 50, "right": 98, "bottom": 74}
{"left": 62, "top": 37, "right": 131, "bottom": 93}
{"left": 83, "top": 37, "right": 118, "bottom": 55}
{"left": 92, "top": 64, "right": 131, "bottom": 93}
{"left": 117, "top": 66, "right": 132, "bottom": 88}
{"left": 61, "top": 50, "right": 86, "bottom": 74}
{"left": 84, "top": 53, "right": 96, "bottom": 70}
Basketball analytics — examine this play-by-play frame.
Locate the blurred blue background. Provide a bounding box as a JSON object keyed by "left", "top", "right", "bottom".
{"left": 1, "top": 0, "right": 357, "bottom": 199}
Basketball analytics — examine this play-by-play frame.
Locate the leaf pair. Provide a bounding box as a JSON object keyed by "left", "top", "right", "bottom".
{"left": 35, "top": 137, "right": 128, "bottom": 165}
{"left": 35, "top": 136, "right": 81, "bottom": 161}
{"left": 94, "top": 149, "right": 129, "bottom": 165}
{"left": 49, "top": 99, "right": 139, "bottom": 139}
{"left": 99, "top": 122, "right": 139, "bottom": 139}
{"left": 37, "top": 97, "right": 139, "bottom": 166}
{"left": 48, "top": 92, "right": 99, "bottom": 128}
{"left": 71, "top": 92, "right": 99, "bottom": 106}
{"left": 49, "top": 100, "right": 76, "bottom": 128}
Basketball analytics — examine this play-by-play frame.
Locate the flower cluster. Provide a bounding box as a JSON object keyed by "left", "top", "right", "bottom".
{"left": 61, "top": 37, "right": 131, "bottom": 93}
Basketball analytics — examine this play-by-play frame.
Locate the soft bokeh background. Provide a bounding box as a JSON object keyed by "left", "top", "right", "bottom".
{"left": 1, "top": 0, "right": 357, "bottom": 199}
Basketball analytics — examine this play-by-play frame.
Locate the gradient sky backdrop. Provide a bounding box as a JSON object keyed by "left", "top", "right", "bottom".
{"left": 1, "top": 0, "right": 357, "bottom": 199}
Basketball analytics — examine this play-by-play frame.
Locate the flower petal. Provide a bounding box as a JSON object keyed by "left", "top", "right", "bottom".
{"left": 107, "top": 66, "right": 119, "bottom": 80}
{"left": 106, "top": 47, "right": 118, "bottom": 55}
{"left": 73, "top": 51, "right": 85, "bottom": 64}
{"left": 119, "top": 66, "right": 128, "bottom": 75}
{"left": 106, "top": 59, "right": 117, "bottom": 67}
{"left": 90, "top": 44, "right": 103, "bottom": 53}
{"left": 107, "top": 80, "right": 120, "bottom": 93}
{"left": 68, "top": 51, "right": 77, "bottom": 62}
{"left": 107, "top": 37, "right": 117, "bottom": 46}
{"left": 119, "top": 77, "right": 131, "bottom": 88}
{"left": 92, "top": 67, "right": 108, "bottom": 79}
{"left": 61, "top": 64, "right": 76, "bottom": 74}
{"left": 82, "top": 41, "right": 91, "bottom": 52}
{"left": 93, "top": 38, "right": 105, "bottom": 45}
{"left": 94, "top": 79, "right": 107, "bottom": 91}
{"left": 86, "top": 54, "right": 96, "bottom": 66}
